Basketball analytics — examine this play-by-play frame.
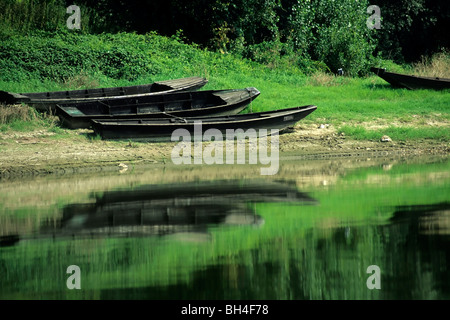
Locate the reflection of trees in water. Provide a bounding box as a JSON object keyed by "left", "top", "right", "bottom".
{"left": 381, "top": 202, "right": 450, "bottom": 299}
{"left": 99, "top": 202, "right": 450, "bottom": 300}
{"left": 390, "top": 202, "right": 450, "bottom": 236}
{"left": 293, "top": 202, "right": 450, "bottom": 299}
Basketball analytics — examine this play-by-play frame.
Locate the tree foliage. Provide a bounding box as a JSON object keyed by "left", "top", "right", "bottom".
{"left": 373, "top": 0, "right": 450, "bottom": 62}
{"left": 1, "top": 0, "right": 448, "bottom": 74}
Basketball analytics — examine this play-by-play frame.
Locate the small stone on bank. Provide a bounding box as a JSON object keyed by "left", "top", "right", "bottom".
{"left": 118, "top": 163, "right": 128, "bottom": 173}
{"left": 380, "top": 135, "right": 392, "bottom": 142}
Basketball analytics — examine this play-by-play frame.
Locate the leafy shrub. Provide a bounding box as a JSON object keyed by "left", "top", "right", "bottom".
{"left": 294, "top": 0, "right": 376, "bottom": 76}
{"left": 230, "top": 0, "right": 377, "bottom": 75}
{"left": 0, "top": 30, "right": 276, "bottom": 86}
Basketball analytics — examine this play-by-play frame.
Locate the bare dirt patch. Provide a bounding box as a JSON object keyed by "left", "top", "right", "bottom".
{"left": 0, "top": 124, "right": 448, "bottom": 179}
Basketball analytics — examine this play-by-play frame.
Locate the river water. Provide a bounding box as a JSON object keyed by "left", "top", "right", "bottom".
{"left": 0, "top": 155, "right": 449, "bottom": 300}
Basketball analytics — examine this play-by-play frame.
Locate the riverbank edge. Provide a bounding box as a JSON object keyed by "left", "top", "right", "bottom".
{"left": 1, "top": 128, "right": 448, "bottom": 180}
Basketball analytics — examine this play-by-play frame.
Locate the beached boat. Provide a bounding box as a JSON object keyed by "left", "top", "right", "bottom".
{"left": 0, "top": 76, "right": 208, "bottom": 110}
{"left": 91, "top": 105, "right": 317, "bottom": 141}
{"left": 370, "top": 67, "right": 450, "bottom": 90}
{"left": 56, "top": 87, "right": 260, "bottom": 129}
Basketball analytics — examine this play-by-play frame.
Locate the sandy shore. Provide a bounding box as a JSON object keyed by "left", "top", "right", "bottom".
{"left": 0, "top": 123, "right": 448, "bottom": 179}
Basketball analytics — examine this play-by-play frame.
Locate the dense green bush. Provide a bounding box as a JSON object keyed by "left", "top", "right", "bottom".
{"left": 0, "top": 31, "right": 163, "bottom": 83}
{"left": 240, "top": 0, "right": 377, "bottom": 75}
{"left": 314, "top": 0, "right": 376, "bottom": 75}
{"left": 0, "top": 30, "right": 276, "bottom": 85}
{"left": 68, "top": 0, "right": 377, "bottom": 75}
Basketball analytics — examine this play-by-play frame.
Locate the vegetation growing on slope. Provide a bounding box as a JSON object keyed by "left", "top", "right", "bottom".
{"left": 0, "top": 1, "right": 448, "bottom": 142}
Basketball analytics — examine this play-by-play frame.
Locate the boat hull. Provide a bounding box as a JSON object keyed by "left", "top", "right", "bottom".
{"left": 0, "top": 76, "right": 208, "bottom": 110}
{"left": 57, "top": 87, "right": 260, "bottom": 129}
{"left": 91, "top": 105, "right": 317, "bottom": 142}
{"left": 371, "top": 67, "right": 450, "bottom": 90}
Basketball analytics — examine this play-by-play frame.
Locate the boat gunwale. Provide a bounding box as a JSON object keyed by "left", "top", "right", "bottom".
{"left": 56, "top": 87, "right": 259, "bottom": 109}
{"left": 91, "top": 105, "right": 318, "bottom": 127}
{"left": 0, "top": 76, "right": 208, "bottom": 104}
{"left": 370, "top": 67, "right": 450, "bottom": 83}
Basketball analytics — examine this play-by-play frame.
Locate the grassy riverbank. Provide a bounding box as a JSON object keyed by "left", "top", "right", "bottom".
{"left": 0, "top": 31, "right": 449, "bottom": 176}
{"left": 1, "top": 75, "right": 449, "bottom": 141}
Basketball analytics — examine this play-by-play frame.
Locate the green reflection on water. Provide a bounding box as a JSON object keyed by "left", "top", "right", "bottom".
{"left": 0, "top": 157, "right": 449, "bottom": 299}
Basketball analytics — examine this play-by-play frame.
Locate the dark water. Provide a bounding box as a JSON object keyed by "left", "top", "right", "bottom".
{"left": 0, "top": 156, "right": 449, "bottom": 300}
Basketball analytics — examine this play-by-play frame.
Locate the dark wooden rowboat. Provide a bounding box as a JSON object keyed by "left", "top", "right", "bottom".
{"left": 370, "top": 67, "right": 450, "bottom": 90}
{"left": 56, "top": 87, "right": 261, "bottom": 129}
{"left": 91, "top": 105, "right": 317, "bottom": 141}
{"left": 0, "top": 76, "right": 208, "bottom": 110}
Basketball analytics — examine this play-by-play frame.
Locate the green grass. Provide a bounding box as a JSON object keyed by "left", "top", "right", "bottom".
{"left": 84, "top": 132, "right": 102, "bottom": 141}
{"left": 339, "top": 125, "right": 450, "bottom": 141}
{"left": 213, "top": 73, "right": 450, "bottom": 142}
{"left": 0, "top": 120, "right": 34, "bottom": 132}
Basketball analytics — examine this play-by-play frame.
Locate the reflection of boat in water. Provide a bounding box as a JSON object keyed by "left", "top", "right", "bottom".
{"left": 390, "top": 202, "right": 450, "bottom": 236}
{"left": 0, "top": 180, "right": 316, "bottom": 246}
{"left": 92, "top": 179, "right": 317, "bottom": 205}
{"left": 58, "top": 198, "right": 263, "bottom": 238}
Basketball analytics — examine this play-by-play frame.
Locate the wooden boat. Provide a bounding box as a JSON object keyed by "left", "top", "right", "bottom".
{"left": 0, "top": 76, "right": 208, "bottom": 110}
{"left": 370, "top": 67, "right": 450, "bottom": 90}
{"left": 56, "top": 87, "right": 260, "bottom": 129}
{"left": 91, "top": 105, "right": 317, "bottom": 141}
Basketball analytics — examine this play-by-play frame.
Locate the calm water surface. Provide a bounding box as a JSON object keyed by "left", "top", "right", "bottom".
{"left": 0, "top": 156, "right": 449, "bottom": 300}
